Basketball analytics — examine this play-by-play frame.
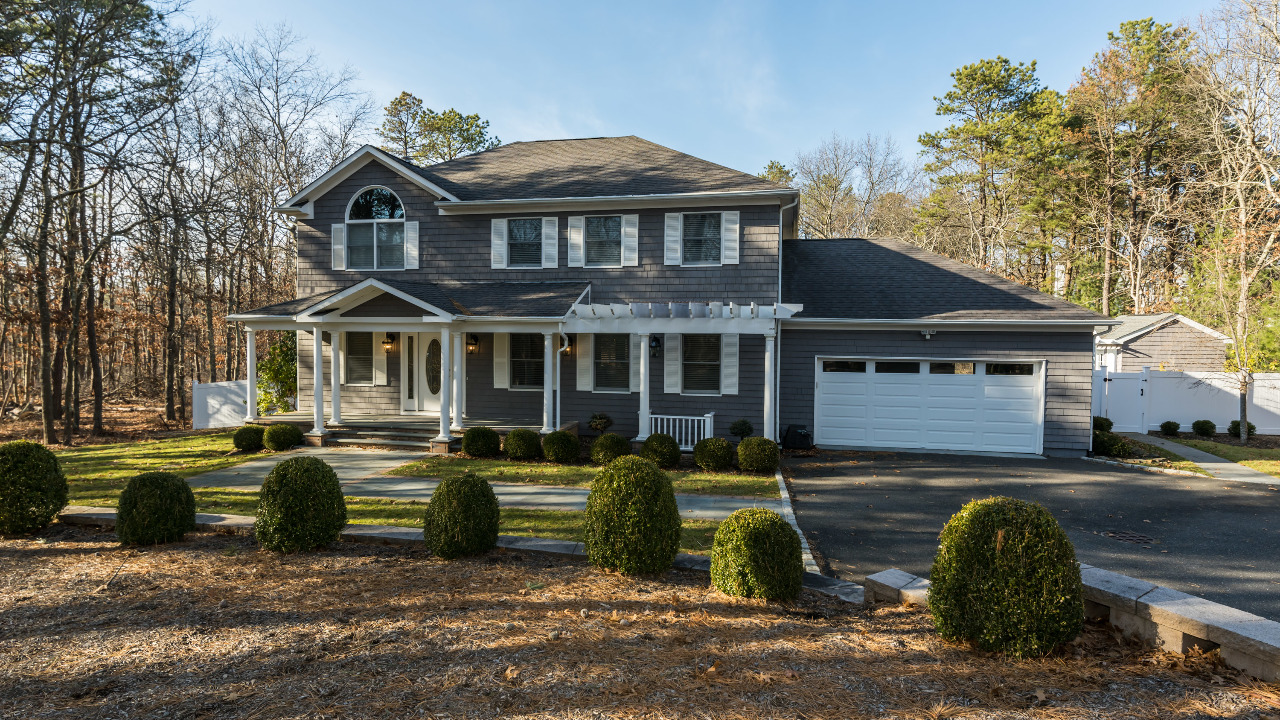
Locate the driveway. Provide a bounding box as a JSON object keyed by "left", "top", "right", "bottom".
{"left": 786, "top": 451, "right": 1280, "bottom": 621}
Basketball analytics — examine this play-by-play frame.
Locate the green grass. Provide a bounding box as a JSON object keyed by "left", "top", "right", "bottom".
{"left": 387, "top": 456, "right": 779, "bottom": 498}
{"left": 1123, "top": 439, "right": 1209, "bottom": 476}
{"left": 1167, "top": 437, "right": 1280, "bottom": 479}
{"left": 56, "top": 431, "right": 264, "bottom": 508}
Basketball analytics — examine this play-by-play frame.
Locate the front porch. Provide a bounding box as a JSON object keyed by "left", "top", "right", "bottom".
{"left": 252, "top": 412, "right": 576, "bottom": 451}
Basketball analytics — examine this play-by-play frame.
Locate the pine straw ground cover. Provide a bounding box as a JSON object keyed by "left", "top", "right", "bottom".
{"left": 2, "top": 526, "right": 1278, "bottom": 720}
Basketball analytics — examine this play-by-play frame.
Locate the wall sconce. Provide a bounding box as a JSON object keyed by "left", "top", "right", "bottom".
{"left": 561, "top": 335, "right": 574, "bottom": 355}
{"left": 466, "top": 333, "right": 480, "bottom": 354}
{"left": 382, "top": 333, "right": 395, "bottom": 351}
{"left": 649, "top": 335, "right": 663, "bottom": 357}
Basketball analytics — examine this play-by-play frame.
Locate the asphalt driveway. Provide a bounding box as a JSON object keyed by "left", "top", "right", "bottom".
{"left": 786, "top": 451, "right": 1280, "bottom": 621}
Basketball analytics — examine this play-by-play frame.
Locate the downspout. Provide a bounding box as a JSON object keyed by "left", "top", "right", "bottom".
{"left": 776, "top": 197, "right": 798, "bottom": 442}
{"left": 556, "top": 326, "right": 570, "bottom": 430}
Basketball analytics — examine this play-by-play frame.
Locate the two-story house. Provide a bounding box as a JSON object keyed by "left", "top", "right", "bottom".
{"left": 230, "top": 136, "right": 1106, "bottom": 457}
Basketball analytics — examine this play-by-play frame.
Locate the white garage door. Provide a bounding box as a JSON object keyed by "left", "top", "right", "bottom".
{"left": 814, "top": 358, "right": 1045, "bottom": 454}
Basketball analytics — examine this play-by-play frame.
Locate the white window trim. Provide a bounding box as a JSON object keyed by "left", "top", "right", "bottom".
{"left": 591, "top": 332, "right": 631, "bottom": 393}
{"left": 583, "top": 214, "right": 624, "bottom": 269}
{"left": 680, "top": 211, "right": 723, "bottom": 268}
{"left": 679, "top": 332, "right": 722, "bottom": 396}
{"left": 346, "top": 185, "right": 407, "bottom": 272}
{"left": 503, "top": 217, "right": 548, "bottom": 270}
{"left": 508, "top": 333, "right": 545, "bottom": 391}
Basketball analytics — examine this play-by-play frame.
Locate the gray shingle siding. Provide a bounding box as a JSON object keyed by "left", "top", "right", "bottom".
{"left": 1120, "top": 322, "right": 1227, "bottom": 372}
{"left": 777, "top": 328, "right": 1094, "bottom": 457}
{"left": 298, "top": 330, "right": 402, "bottom": 416}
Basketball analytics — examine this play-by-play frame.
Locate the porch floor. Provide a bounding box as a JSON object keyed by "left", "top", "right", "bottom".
{"left": 253, "top": 412, "right": 547, "bottom": 433}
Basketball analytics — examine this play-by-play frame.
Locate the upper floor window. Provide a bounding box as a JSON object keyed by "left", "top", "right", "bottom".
{"left": 506, "top": 218, "right": 543, "bottom": 268}
{"left": 585, "top": 215, "right": 622, "bottom": 267}
{"left": 664, "top": 211, "right": 738, "bottom": 267}
{"left": 347, "top": 187, "right": 405, "bottom": 270}
{"left": 682, "top": 213, "right": 722, "bottom": 265}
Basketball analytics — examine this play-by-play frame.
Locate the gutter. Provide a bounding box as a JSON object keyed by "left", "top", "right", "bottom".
{"left": 436, "top": 189, "right": 799, "bottom": 215}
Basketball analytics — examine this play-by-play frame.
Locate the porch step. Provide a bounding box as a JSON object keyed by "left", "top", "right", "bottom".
{"left": 329, "top": 428, "right": 436, "bottom": 438}
{"left": 331, "top": 437, "right": 434, "bottom": 449}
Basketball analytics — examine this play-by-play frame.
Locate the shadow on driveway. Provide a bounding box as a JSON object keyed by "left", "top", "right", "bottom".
{"left": 786, "top": 450, "right": 1280, "bottom": 621}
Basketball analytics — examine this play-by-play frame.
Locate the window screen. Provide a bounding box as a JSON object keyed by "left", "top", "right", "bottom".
{"left": 929, "top": 362, "right": 975, "bottom": 375}
{"left": 585, "top": 216, "right": 622, "bottom": 267}
{"left": 682, "top": 334, "right": 721, "bottom": 393}
{"left": 682, "top": 213, "right": 721, "bottom": 265}
{"left": 875, "top": 361, "right": 920, "bottom": 373}
{"left": 345, "top": 332, "right": 373, "bottom": 385}
{"left": 510, "top": 333, "right": 544, "bottom": 388}
{"left": 507, "top": 218, "right": 543, "bottom": 267}
{"left": 822, "top": 360, "right": 866, "bottom": 373}
{"left": 347, "top": 224, "right": 375, "bottom": 270}
{"left": 986, "top": 362, "right": 1035, "bottom": 376}
{"left": 593, "top": 334, "right": 630, "bottom": 391}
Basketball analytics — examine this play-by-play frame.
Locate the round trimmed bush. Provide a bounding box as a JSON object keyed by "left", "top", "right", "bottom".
{"left": 504, "top": 428, "right": 542, "bottom": 461}
{"left": 263, "top": 423, "right": 304, "bottom": 452}
{"left": 233, "top": 425, "right": 265, "bottom": 452}
{"left": 423, "top": 472, "right": 499, "bottom": 559}
{"left": 116, "top": 472, "right": 196, "bottom": 546}
{"left": 928, "top": 496, "right": 1083, "bottom": 658}
{"left": 737, "top": 436, "right": 780, "bottom": 473}
{"left": 1160, "top": 420, "right": 1181, "bottom": 436}
{"left": 729, "top": 419, "right": 754, "bottom": 440}
{"left": 0, "top": 440, "right": 68, "bottom": 535}
{"left": 584, "top": 456, "right": 681, "bottom": 574}
{"left": 1092, "top": 430, "right": 1131, "bottom": 458}
{"left": 462, "top": 426, "right": 501, "bottom": 458}
{"left": 591, "top": 433, "right": 631, "bottom": 465}
{"left": 710, "top": 508, "right": 802, "bottom": 601}
{"left": 542, "top": 430, "right": 580, "bottom": 464}
{"left": 1229, "top": 420, "right": 1257, "bottom": 439}
{"left": 1192, "top": 419, "right": 1216, "bottom": 438}
{"left": 1092, "top": 416, "right": 1113, "bottom": 433}
{"left": 640, "top": 433, "right": 681, "bottom": 469}
{"left": 254, "top": 456, "right": 347, "bottom": 553}
{"left": 693, "top": 437, "right": 734, "bottom": 472}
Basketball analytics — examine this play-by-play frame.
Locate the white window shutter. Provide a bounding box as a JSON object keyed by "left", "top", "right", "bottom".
{"left": 664, "top": 333, "right": 681, "bottom": 393}
{"left": 493, "top": 333, "right": 510, "bottom": 389}
{"left": 721, "top": 211, "right": 740, "bottom": 265}
{"left": 576, "top": 333, "right": 593, "bottom": 391}
{"left": 373, "top": 333, "right": 389, "bottom": 386}
{"left": 331, "top": 224, "right": 346, "bottom": 270}
{"left": 721, "top": 333, "right": 739, "bottom": 395}
{"left": 404, "top": 221, "right": 420, "bottom": 269}
{"left": 664, "top": 213, "right": 682, "bottom": 265}
{"left": 490, "top": 219, "right": 507, "bottom": 269}
{"left": 541, "top": 216, "right": 558, "bottom": 268}
{"left": 629, "top": 334, "right": 643, "bottom": 392}
{"left": 622, "top": 214, "right": 639, "bottom": 267}
{"left": 567, "top": 216, "right": 585, "bottom": 267}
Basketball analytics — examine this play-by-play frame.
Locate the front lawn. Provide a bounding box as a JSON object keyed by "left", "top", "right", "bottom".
{"left": 388, "top": 456, "right": 779, "bottom": 498}
{"left": 1167, "top": 436, "right": 1280, "bottom": 479}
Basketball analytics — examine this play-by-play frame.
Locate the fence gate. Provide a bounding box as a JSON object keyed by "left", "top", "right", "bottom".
{"left": 1095, "top": 370, "right": 1146, "bottom": 432}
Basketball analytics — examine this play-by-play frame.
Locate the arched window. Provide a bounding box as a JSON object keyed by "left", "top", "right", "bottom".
{"left": 347, "top": 187, "right": 405, "bottom": 270}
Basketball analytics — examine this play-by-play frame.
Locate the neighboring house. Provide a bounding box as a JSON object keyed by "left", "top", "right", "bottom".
{"left": 1094, "top": 313, "right": 1231, "bottom": 372}
{"left": 229, "top": 136, "right": 1110, "bottom": 457}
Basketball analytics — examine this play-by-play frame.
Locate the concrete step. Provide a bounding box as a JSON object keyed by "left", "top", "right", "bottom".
{"left": 331, "top": 437, "right": 434, "bottom": 449}
{"left": 329, "top": 428, "right": 436, "bottom": 438}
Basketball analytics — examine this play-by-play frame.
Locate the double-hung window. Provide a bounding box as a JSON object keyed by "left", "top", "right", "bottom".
{"left": 506, "top": 218, "right": 543, "bottom": 268}
{"left": 345, "top": 332, "right": 374, "bottom": 385}
{"left": 681, "top": 334, "right": 721, "bottom": 394}
{"left": 347, "top": 187, "right": 405, "bottom": 270}
{"left": 585, "top": 215, "right": 622, "bottom": 267}
{"left": 509, "top": 333, "right": 544, "bottom": 389}
{"left": 682, "top": 213, "right": 722, "bottom": 265}
{"left": 593, "top": 334, "right": 630, "bottom": 391}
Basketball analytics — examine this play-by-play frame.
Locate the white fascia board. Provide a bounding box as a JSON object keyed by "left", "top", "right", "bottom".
{"left": 278, "top": 145, "right": 460, "bottom": 212}
{"left": 1173, "top": 315, "right": 1234, "bottom": 343}
{"left": 294, "top": 278, "right": 455, "bottom": 321}
{"left": 564, "top": 316, "right": 776, "bottom": 335}
{"left": 782, "top": 318, "right": 1116, "bottom": 332}
{"left": 435, "top": 189, "right": 799, "bottom": 215}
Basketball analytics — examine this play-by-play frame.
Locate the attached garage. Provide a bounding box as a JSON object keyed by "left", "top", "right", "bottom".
{"left": 813, "top": 357, "right": 1045, "bottom": 454}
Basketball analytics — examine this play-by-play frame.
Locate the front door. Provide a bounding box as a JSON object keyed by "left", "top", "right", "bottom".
{"left": 401, "top": 332, "right": 442, "bottom": 413}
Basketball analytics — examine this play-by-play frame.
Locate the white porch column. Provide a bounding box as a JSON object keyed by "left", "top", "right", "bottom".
{"left": 244, "top": 329, "right": 257, "bottom": 421}
{"left": 329, "top": 330, "right": 342, "bottom": 425}
{"left": 763, "top": 331, "right": 777, "bottom": 441}
{"left": 435, "top": 329, "right": 453, "bottom": 441}
{"left": 541, "top": 331, "right": 555, "bottom": 433}
{"left": 311, "top": 326, "right": 325, "bottom": 435}
{"left": 636, "top": 332, "right": 651, "bottom": 441}
{"left": 450, "top": 330, "right": 464, "bottom": 431}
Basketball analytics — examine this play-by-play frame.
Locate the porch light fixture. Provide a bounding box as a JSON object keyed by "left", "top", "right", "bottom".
{"left": 382, "top": 333, "right": 395, "bottom": 351}
{"left": 466, "top": 333, "right": 480, "bottom": 354}
{"left": 649, "top": 335, "right": 663, "bottom": 357}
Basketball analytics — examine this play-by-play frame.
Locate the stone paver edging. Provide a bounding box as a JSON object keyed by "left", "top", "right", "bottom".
{"left": 864, "top": 566, "right": 1280, "bottom": 681}
{"left": 774, "top": 470, "right": 821, "bottom": 575}
{"left": 1080, "top": 455, "right": 1206, "bottom": 477}
{"left": 1121, "top": 433, "right": 1278, "bottom": 486}
{"left": 56, "top": 506, "right": 864, "bottom": 604}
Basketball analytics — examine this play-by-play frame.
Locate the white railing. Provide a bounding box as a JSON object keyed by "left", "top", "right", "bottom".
{"left": 647, "top": 412, "right": 715, "bottom": 451}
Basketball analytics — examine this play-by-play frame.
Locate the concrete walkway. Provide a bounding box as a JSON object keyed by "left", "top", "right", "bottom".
{"left": 1122, "top": 433, "right": 1278, "bottom": 486}
{"left": 186, "top": 447, "right": 787, "bottom": 521}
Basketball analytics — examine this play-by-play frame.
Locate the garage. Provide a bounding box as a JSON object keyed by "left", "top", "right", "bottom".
{"left": 813, "top": 357, "right": 1045, "bottom": 454}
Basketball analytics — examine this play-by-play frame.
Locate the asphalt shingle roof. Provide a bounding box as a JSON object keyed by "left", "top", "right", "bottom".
{"left": 782, "top": 238, "right": 1105, "bottom": 322}
{"left": 233, "top": 290, "right": 342, "bottom": 317}
{"left": 1094, "top": 313, "right": 1179, "bottom": 340}
{"left": 402, "top": 136, "right": 788, "bottom": 201}
{"left": 238, "top": 280, "right": 587, "bottom": 319}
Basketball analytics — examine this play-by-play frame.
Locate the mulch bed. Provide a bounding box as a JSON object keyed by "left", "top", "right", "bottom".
{"left": 2, "top": 525, "right": 1277, "bottom": 720}
{"left": 1164, "top": 432, "right": 1280, "bottom": 450}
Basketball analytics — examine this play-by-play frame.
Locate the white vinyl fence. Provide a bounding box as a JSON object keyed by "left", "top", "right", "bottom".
{"left": 1092, "top": 368, "right": 1280, "bottom": 434}
{"left": 193, "top": 379, "right": 249, "bottom": 429}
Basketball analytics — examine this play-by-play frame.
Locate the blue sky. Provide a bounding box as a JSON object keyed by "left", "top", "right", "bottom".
{"left": 187, "top": 0, "right": 1214, "bottom": 175}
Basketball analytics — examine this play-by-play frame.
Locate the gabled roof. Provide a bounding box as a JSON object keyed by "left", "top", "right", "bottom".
{"left": 1095, "top": 313, "right": 1232, "bottom": 344}
{"left": 782, "top": 238, "right": 1108, "bottom": 323}
{"left": 278, "top": 145, "right": 461, "bottom": 216}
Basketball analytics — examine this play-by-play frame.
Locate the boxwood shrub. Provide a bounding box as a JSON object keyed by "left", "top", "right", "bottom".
{"left": 1229, "top": 420, "right": 1257, "bottom": 439}
{"left": 639, "top": 433, "right": 681, "bottom": 469}
{"left": 503, "top": 428, "right": 542, "bottom": 461}
{"left": 423, "top": 472, "right": 499, "bottom": 559}
{"left": 1159, "top": 420, "right": 1181, "bottom": 436}
{"left": 710, "top": 508, "right": 802, "bottom": 601}
{"left": 1092, "top": 430, "right": 1131, "bottom": 458}
{"left": 542, "top": 430, "right": 580, "bottom": 464}
{"left": 116, "top": 472, "right": 196, "bottom": 546}
{"left": 737, "top": 436, "right": 780, "bottom": 473}
{"left": 584, "top": 456, "right": 681, "bottom": 574}
{"left": 928, "top": 496, "right": 1083, "bottom": 658}
{"left": 263, "top": 423, "right": 304, "bottom": 452}
{"left": 254, "top": 456, "right": 347, "bottom": 553}
{"left": 462, "top": 426, "right": 501, "bottom": 458}
{"left": 590, "top": 432, "right": 631, "bottom": 465}
{"left": 1092, "top": 416, "right": 1113, "bottom": 433}
{"left": 0, "top": 440, "right": 68, "bottom": 535}
{"left": 1192, "top": 419, "right": 1216, "bottom": 438}
{"left": 233, "top": 425, "right": 265, "bottom": 452}
{"left": 693, "top": 437, "right": 734, "bottom": 472}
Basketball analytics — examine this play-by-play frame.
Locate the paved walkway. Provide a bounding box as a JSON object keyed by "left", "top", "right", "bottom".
{"left": 1122, "top": 433, "right": 1278, "bottom": 485}
{"left": 186, "top": 447, "right": 787, "bottom": 521}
